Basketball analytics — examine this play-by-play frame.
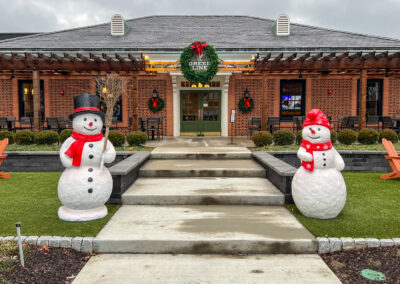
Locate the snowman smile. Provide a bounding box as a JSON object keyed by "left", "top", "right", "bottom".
{"left": 308, "top": 135, "right": 320, "bottom": 139}
{"left": 84, "top": 127, "right": 97, "bottom": 131}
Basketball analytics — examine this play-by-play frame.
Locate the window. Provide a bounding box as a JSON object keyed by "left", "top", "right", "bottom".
{"left": 96, "top": 83, "right": 123, "bottom": 122}
{"left": 280, "top": 80, "right": 305, "bottom": 120}
{"left": 18, "top": 80, "right": 45, "bottom": 119}
{"left": 357, "top": 79, "right": 383, "bottom": 116}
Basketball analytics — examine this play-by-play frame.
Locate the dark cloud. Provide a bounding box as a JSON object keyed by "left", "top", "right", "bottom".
{"left": 0, "top": 0, "right": 399, "bottom": 39}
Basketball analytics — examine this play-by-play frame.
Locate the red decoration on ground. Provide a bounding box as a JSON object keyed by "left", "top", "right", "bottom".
{"left": 190, "top": 41, "right": 207, "bottom": 56}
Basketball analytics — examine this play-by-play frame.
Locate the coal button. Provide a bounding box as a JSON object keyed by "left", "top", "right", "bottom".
{"left": 88, "top": 168, "right": 93, "bottom": 172}
{"left": 88, "top": 177, "right": 93, "bottom": 182}
{"left": 89, "top": 155, "right": 94, "bottom": 159}
{"left": 88, "top": 188, "right": 93, "bottom": 193}
{"left": 323, "top": 163, "right": 326, "bottom": 167}
{"left": 322, "top": 153, "right": 325, "bottom": 156}
{"left": 89, "top": 144, "right": 94, "bottom": 148}
{"left": 323, "top": 158, "right": 326, "bottom": 161}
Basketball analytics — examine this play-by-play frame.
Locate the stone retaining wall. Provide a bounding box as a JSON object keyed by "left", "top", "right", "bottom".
{"left": 317, "top": 237, "right": 400, "bottom": 254}
{"left": 269, "top": 151, "right": 391, "bottom": 172}
{"left": 0, "top": 235, "right": 94, "bottom": 253}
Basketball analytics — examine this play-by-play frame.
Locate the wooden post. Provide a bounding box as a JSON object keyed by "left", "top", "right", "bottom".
{"left": 359, "top": 69, "right": 367, "bottom": 129}
{"left": 32, "top": 70, "right": 41, "bottom": 133}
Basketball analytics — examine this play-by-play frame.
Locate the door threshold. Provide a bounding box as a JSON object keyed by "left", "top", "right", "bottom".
{"left": 180, "top": 132, "right": 221, "bottom": 136}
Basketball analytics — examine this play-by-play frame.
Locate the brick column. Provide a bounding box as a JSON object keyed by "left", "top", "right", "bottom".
{"left": 359, "top": 69, "right": 367, "bottom": 129}
{"left": 32, "top": 70, "right": 41, "bottom": 133}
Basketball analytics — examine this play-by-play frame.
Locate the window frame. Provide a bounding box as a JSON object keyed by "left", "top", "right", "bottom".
{"left": 279, "top": 79, "right": 306, "bottom": 121}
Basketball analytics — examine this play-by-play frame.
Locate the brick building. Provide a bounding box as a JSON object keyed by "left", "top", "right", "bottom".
{"left": 0, "top": 15, "right": 400, "bottom": 136}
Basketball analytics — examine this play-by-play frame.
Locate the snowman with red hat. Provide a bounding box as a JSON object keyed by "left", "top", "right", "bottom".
{"left": 57, "top": 94, "right": 116, "bottom": 222}
{"left": 292, "top": 109, "right": 346, "bottom": 219}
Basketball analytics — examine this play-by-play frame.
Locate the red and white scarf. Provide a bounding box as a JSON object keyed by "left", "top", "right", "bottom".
{"left": 65, "top": 131, "right": 103, "bottom": 167}
{"left": 300, "top": 139, "right": 332, "bottom": 172}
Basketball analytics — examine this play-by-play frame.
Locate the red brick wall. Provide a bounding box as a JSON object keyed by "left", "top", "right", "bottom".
{"left": 311, "top": 79, "right": 353, "bottom": 118}
{"left": 0, "top": 79, "right": 13, "bottom": 117}
{"left": 48, "top": 78, "right": 91, "bottom": 117}
{"left": 230, "top": 76, "right": 263, "bottom": 136}
{"left": 265, "top": 78, "right": 276, "bottom": 117}
{"left": 137, "top": 77, "right": 168, "bottom": 136}
{"left": 388, "top": 78, "right": 400, "bottom": 116}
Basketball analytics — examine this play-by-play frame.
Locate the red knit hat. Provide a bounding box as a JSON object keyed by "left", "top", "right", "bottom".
{"left": 302, "top": 109, "right": 331, "bottom": 130}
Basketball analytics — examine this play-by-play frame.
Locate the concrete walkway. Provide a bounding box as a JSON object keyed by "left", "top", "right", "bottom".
{"left": 73, "top": 254, "right": 341, "bottom": 284}
{"left": 145, "top": 136, "right": 255, "bottom": 148}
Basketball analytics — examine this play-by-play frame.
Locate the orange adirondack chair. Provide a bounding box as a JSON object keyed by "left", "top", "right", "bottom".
{"left": 0, "top": 138, "right": 10, "bottom": 179}
{"left": 381, "top": 138, "right": 400, "bottom": 180}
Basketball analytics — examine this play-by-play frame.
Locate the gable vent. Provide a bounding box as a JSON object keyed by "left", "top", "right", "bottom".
{"left": 273, "top": 14, "right": 290, "bottom": 36}
{"left": 111, "top": 14, "right": 127, "bottom": 36}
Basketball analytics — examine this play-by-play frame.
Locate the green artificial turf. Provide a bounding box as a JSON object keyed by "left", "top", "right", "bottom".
{"left": 0, "top": 172, "right": 119, "bottom": 237}
{"left": 287, "top": 172, "right": 400, "bottom": 238}
{"left": 5, "top": 144, "right": 153, "bottom": 152}
{"left": 252, "top": 143, "right": 400, "bottom": 151}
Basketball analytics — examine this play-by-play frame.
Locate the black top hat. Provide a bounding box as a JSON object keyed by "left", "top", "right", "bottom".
{"left": 69, "top": 94, "right": 105, "bottom": 120}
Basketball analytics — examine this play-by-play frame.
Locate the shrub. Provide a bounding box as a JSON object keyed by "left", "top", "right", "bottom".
{"left": 330, "top": 130, "right": 337, "bottom": 144}
{"left": 337, "top": 129, "right": 357, "bottom": 145}
{"left": 273, "top": 130, "right": 295, "bottom": 145}
{"left": 296, "top": 131, "right": 303, "bottom": 145}
{"left": 251, "top": 131, "right": 272, "bottom": 146}
{"left": 0, "top": 131, "right": 16, "bottom": 144}
{"left": 59, "top": 129, "right": 73, "bottom": 143}
{"left": 357, "top": 128, "right": 379, "bottom": 145}
{"left": 108, "top": 130, "right": 125, "bottom": 147}
{"left": 15, "top": 130, "right": 35, "bottom": 145}
{"left": 379, "top": 129, "right": 398, "bottom": 144}
{"left": 34, "top": 130, "right": 59, "bottom": 145}
{"left": 127, "top": 131, "right": 148, "bottom": 146}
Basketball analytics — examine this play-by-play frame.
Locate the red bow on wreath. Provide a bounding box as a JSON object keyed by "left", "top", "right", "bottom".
{"left": 152, "top": 97, "right": 159, "bottom": 108}
{"left": 190, "top": 41, "right": 207, "bottom": 56}
{"left": 244, "top": 97, "right": 251, "bottom": 108}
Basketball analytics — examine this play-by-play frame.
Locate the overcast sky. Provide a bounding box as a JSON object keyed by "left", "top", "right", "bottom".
{"left": 1, "top": 0, "right": 400, "bottom": 39}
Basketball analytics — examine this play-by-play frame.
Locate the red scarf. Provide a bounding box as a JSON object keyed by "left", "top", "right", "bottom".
{"left": 300, "top": 139, "right": 332, "bottom": 172}
{"left": 65, "top": 131, "right": 103, "bottom": 167}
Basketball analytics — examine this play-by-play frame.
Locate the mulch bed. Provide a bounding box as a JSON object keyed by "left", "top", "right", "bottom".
{"left": 0, "top": 244, "right": 90, "bottom": 284}
{"left": 321, "top": 246, "right": 400, "bottom": 284}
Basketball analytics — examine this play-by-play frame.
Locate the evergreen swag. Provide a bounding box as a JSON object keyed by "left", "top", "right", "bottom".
{"left": 238, "top": 97, "right": 254, "bottom": 113}
{"left": 148, "top": 97, "right": 165, "bottom": 112}
{"left": 179, "top": 41, "right": 219, "bottom": 84}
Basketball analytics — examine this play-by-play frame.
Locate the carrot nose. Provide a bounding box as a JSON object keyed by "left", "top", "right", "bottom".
{"left": 310, "top": 128, "right": 316, "bottom": 134}
{"left": 89, "top": 122, "right": 93, "bottom": 127}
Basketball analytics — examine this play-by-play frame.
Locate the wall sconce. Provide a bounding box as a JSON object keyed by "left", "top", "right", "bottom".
{"left": 243, "top": 87, "right": 250, "bottom": 99}
{"left": 152, "top": 88, "right": 159, "bottom": 98}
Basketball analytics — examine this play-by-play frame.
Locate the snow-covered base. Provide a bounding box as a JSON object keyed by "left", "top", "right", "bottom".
{"left": 292, "top": 167, "right": 347, "bottom": 219}
{"left": 58, "top": 205, "right": 108, "bottom": 222}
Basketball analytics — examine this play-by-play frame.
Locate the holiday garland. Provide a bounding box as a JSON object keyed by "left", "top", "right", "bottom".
{"left": 148, "top": 97, "right": 165, "bottom": 112}
{"left": 238, "top": 97, "right": 254, "bottom": 113}
{"left": 180, "top": 41, "right": 219, "bottom": 84}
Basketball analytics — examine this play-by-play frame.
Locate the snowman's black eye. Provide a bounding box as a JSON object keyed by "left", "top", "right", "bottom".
{"left": 318, "top": 128, "right": 321, "bottom": 131}
{"left": 94, "top": 119, "right": 97, "bottom": 122}
{"left": 84, "top": 118, "right": 87, "bottom": 121}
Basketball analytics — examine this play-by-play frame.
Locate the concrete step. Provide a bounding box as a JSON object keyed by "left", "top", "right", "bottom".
{"left": 73, "top": 254, "right": 341, "bottom": 284}
{"left": 139, "top": 159, "right": 266, "bottom": 178}
{"left": 122, "top": 177, "right": 284, "bottom": 205}
{"left": 151, "top": 147, "right": 252, "bottom": 160}
{"left": 94, "top": 205, "right": 317, "bottom": 254}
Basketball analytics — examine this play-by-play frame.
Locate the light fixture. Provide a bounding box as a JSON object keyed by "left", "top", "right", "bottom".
{"left": 144, "top": 55, "right": 149, "bottom": 60}
{"left": 244, "top": 87, "right": 250, "bottom": 99}
{"left": 24, "top": 88, "right": 28, "bottom": 95}
{"left": 152, "top": 88, "right": 159, "bottom": 98}
{"left": 10, "top": 71, "right": 15, "bottom": 79}
{"left": 102, "top": 87, "right": 107, "bottom": 94}
{"left": 198, "top": 83, "right": 203, "bottom": 87}
{"left": 251, "top": 55, "right": 255, "bottom": 61}
{"left": 298, "top": 71, "right": 303, "bottom": 78}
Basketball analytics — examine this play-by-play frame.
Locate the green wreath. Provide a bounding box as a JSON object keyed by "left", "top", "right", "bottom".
{"left": 180, "top": 42, "right": 219, "bottom": 84}
{"left": 238, "top": 97, "right": 254, "bottom": 113}
{"left": 148, "top": 98, "right": 165, "bottom": 112}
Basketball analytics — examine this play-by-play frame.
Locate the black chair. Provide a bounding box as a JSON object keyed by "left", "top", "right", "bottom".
{"left": 47, "top": 117, "right": 60, "bottom": 132}
{"left": 266, "top": 117, "right": 280, "bottom": 133}
{"left": 0, "top": 118, "right": 8, "bottom": 131}
{"left": 138, "top": 117, "right": 147, "bottom": 132}
{"left": 366, "top": 116, "right": 380, "bottom": 131}
{"left": 248, "top": 117, "right": 262, "bottom": 138}
{"left": 381, "top": 116, "right": 394, "bottom": 130}
{"left": 19, "top": 117, "right": 33, "bottom": 131}
{"left": 347, "top": 116, "right": 359, "bottom": 131}
{"left": 5, "top": 117, "right": 16, "bottom": 132}
{"left": 147, "top": 117, "right": 161, "bottom": 140}
{"left": 293, "top": 116, "right": 304, "bottom": 132}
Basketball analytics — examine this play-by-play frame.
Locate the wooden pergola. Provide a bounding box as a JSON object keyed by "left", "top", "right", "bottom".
{"left": 254, "top": 51, "right": 400, "bottom": 129}
{"left": 0, "top": 52, "right": 145, "bottom": 132}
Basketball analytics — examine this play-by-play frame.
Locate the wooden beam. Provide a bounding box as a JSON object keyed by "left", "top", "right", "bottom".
{"left": 296, "top": 52, "right": 310, "bottom": 62}
{"left": 284, "top": 52, "right": 297, "bottom": 62}
{"left": 334, "top": 52, "right": 349, "bottom": 61}
{"left": 359, "top": 69, "right": 367, "bottom": 129}
{"left": 322, "top": 52, "right": 336, "bottom": 61}
{"left": 50, "top": 53, "right": 63, "bottom": 62}
{"left": 274, "top": 53, "right": 284, "bottom": 62}
{"left": 261, "top": 53, "right": 271, "bottom": 63}
{"left": 115, "top": 53, "right": 125, "bottom": 62}
{"left": 32, "top": 70, "right": 40, "bottom": 133}
{"left": 349, "top": 52, "right": 362, "bottom": 60}
{"left": 128, "top": 54, "right": 137, "bottom": 62}
{"left": 102, "top": 53, "right": 113, "bottom": 62}
{"left": 311, "top": 52, "right": 323, "bottom": 61}
{"left": 89, "top": 53, "right": 102, "bottom": 62}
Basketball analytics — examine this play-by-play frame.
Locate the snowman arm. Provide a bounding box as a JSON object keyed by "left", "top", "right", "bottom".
{"left": 333, "top": 147, "right": 345, "bottom": 171}
{"left": 102, "top": 139, "right": 116, "bottom": 164}
{"left": 297, "top": 146, "right": 313, "bottom": 162}
{"left": 59, "top": 137, "right": 74, "bottom": 168}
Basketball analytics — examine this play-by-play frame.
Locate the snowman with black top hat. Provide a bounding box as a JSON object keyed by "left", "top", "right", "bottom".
{"left": 58, "top": 93, "right": 116, "bottom": 222}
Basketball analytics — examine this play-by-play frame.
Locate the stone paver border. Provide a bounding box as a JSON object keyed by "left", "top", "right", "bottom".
{"left": 317, "top": 237, "right": 400, "bottom": 254}
{"left": 0, "top": 236, "right": 94, "bottom": 253}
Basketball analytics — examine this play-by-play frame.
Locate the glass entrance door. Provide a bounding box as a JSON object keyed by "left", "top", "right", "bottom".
{"left": 180, "top": 91, "right": 221, "bottom": 135}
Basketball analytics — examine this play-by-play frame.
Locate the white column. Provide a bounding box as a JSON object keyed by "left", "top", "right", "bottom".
{"left": 221, "top": 74, "right": 231, "bottom": 137}
{"left": 172, "top": 75, "right": 180, "bottom": 137}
